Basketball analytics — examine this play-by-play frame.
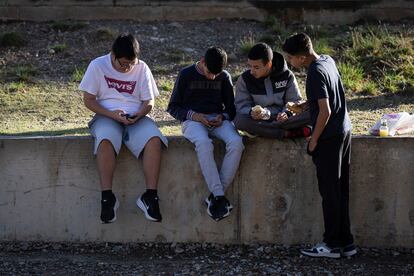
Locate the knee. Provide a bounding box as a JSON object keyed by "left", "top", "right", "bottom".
{"left": 147, "top": 136, "right": 161, "bottom": 147}
{"left": 233, "top": 114, "right": 249, "bottom": 131}
{"left": 195, "top": 139, "right": 214, "bottom": 153}
{"left": 227, "top": 137, "right": 244, "bottom": 152}
{"left": 97, "top": 139, "right": 116, "bottom": 156}
{"left": 98, "top": 139, "right": 113, "bottom": 150}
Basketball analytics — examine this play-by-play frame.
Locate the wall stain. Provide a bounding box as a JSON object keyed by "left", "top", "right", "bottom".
{"left": 23, "top": 185, "right": 64, "bottom": 194}
{"left": 373, "top": 198, "right": 384, "bottom": 212}
{"left": 409, "top": 210, "right": 414, "bottom": 226}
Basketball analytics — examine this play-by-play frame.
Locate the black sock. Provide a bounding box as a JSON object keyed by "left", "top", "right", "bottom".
{"left": 146, "top": 189, "right": 158, "bottom": 197}
{"left": 102, "top": 190, "right": 114, "bottom": 200}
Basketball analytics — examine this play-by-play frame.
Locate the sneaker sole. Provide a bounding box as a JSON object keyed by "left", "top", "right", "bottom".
{"left": 341, "top": 249, "right": 357, "bottom": 257}
{"left": 136, "top": 197, "right": 161, "bottom": 222}
{"left": 205, "top": 197, "right": 233, "bottom": 222}
{"left": 101, "top": 198, "right": 119, "bottom": 224}
{"left": 205, "top": 197, "right": 214, "bottom": 218}
{"left": 300, "top": 250, "right": 341, "bottom": 259}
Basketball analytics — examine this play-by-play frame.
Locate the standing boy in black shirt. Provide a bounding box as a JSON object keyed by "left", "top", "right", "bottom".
{"left": 282, "top": 33, "right": 356, "bottom": 258}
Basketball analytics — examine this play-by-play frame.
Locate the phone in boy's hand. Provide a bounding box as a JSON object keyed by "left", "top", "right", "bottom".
{"left": 121, "top": 113, "right": 137, "bottom": 120}
{"left": 205, "top": 114, "right": 218, "bottom": 123}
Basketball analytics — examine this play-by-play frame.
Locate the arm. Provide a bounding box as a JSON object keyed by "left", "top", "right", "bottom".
{"left": 307, "top": 69, "right": 330, "bottom": 151}
{"left": 83, "top": 92, "right": 130, "bottom": 124}
{"left": 276, "top": 74, "right": 302, "bottom": 122}
{"left": 308, "top": 98, "right": 331, "bottom": 151}
{"left": 234, "top": 75, "right": 254, "bottom": 116}
{"left": 284, "top": 73, "right": 302, "bottom": 103}
{"left": 167, "top": 71, "right": 192, "bottom": 121}
{"left": 221, "top": 72, "right": 236, "bottom": 120}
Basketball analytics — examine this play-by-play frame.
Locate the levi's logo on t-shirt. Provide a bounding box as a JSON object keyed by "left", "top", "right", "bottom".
{"left": 104, "top": 76, "right": 136, "bottom": 94}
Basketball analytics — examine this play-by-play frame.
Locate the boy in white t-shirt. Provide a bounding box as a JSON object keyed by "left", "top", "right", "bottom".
{"left": 79, "top": 34, "right": 168, "bottom": 223}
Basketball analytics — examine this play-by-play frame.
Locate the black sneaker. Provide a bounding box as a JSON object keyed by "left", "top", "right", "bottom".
{"left": 136, "top": 193, "right": 162, "bottom": 222}
{"left": 300, "top": 242, "right": 341, "bottom": 258}
{"left": 341, "top": 244, "right": 357, "bottom": 257}
{"left": 205, "top": 193, "right": 234, "bottom": 211}
{"left": 100, "top": 195, "right": 119, "bottom": 224}
{"left": 205, "top": 194, "right": 233, "bottom": 221}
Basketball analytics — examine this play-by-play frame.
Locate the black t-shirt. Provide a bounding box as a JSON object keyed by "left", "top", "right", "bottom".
{"left": 306, "top": 55, "right": 351, "bottom": 139}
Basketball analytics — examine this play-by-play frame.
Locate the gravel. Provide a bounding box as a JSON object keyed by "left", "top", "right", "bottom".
{"left": 0, "top": 242, "right": 413, "bottom": 275}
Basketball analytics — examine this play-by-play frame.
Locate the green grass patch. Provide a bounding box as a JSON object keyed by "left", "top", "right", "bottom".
{"left": 96, "top": 27, "right": 116, "bottom": 41}
{"left": 340, "top": 24, "right": 414, "bottom": 95}
{"left": 259, "top": 34, "right": 276, "bottom": 46}
{"left": 151, "top": 65, "right": 171, "bottom": 75}
{"left": 338, "top": 62, "right": 378, "bottom": 95}
{"left": 239, "top": 34, "right": 256, "bottom": 55}
{"left": 71, "top": 66, "right": 86, "bottom": 82}
{"left": 162, "top": 48, "right": 189, "bottom": 63}
{"left": 313, "top": 38, "right": 334, "bottom": 56}
{"left": 0, "top": 82, "right": 93, "bottom": 135}
{"left": 0, "top": 32, "right": 26, "bottom": 47}
{"left": 50, "top": 43, "right": 67, "bottom": 53}
{"left": 263, "top": 16, "right": 285, "bottom": 35}
{"left": 5, "top": 65, "right": 37, "bottom": 82}
{"left": 51, "top": 21, "right": 89, "bottom": 32}
{"left": 1, "top": 22, "right": 413, "bottom": 137}
{"left": 155, "top": 78, "right": 174, "bottom": 110}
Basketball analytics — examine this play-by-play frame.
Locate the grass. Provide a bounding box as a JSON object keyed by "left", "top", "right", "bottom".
{"left": 263, "top": 16, "right": 285, "bottom": 35}
{"left": 5, "top": 65, "right": 37, "bottom": 82}
{"left": 340, "top": 25, "right": 414, "bottom": 95}
{"left": 96, "top": 27, "right": 116, "bottom": 41}
{"left": 0, "top": 32, "right": 26, "bottom": 47}
{"left": 0, "top": 82, "right": 91, "bottom": 135}
{"left": 50, "top": 43, "right": 67, "bottom": 53}
{"left": 0, "top": 22, "right": 413, "bottom": 137}
{"left": 156, "top": 78, "right": 174, "bottom": 110}
{"left": 239, "top": 34, "right": 256, "bottom": 55}
{"left": 51, "top": 21, "right": 89, "bottom": 32}
{"left": 71, "top": 66, "right": 86, "bottom": 82}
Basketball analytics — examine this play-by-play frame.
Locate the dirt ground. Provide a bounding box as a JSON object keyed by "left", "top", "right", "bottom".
{"left": 0, "top": 242, "right": 413, "bottom": 275}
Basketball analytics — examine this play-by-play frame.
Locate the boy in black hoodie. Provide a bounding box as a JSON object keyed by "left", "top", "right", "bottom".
{"left": 234, "top": 43, "right": 310, "bottom": 138}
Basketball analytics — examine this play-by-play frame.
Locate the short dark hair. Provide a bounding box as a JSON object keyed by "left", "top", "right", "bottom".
{"left": 112, "top": 34, "right": 140, "bottom": 60}
{"left": 204, "top": 47, "right": 227, "bottom": 75}
{"left": 248, "top": 43, "right": 273, "bottom": 64}
{"left": 282, "top": 33, "right": 313, "bottom": 56}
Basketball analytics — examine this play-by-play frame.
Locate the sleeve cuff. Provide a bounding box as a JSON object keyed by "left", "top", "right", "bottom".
{"left": 186, "top": 110, "right": 196, "bottom": 120}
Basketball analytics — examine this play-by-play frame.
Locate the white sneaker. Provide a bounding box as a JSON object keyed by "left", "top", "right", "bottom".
{"left": 341, "top": 244, "right": 357, "bottom": 257}
{"left": 300, "top": 242, "right": 341, "bottom": 258}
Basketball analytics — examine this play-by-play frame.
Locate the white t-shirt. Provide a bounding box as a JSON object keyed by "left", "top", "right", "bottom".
{"left": 79, "top": 53, "right": 159, "bottom": 115}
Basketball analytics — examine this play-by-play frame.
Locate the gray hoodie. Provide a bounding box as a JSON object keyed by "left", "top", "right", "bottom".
{"left": 235, "top": 51, "right": 302, "bottom": 117}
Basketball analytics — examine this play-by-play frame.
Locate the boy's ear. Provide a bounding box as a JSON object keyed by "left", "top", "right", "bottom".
{"left": 265, "top": 60, "right": 272, "bottom": 69}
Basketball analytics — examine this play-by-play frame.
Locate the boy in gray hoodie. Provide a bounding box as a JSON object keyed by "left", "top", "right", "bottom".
{"left": 234, "top": 43, "right": 310, "bottom": 138}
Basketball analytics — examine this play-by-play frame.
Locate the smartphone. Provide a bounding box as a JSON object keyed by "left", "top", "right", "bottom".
{"left": 205, "top": 114, "right": 218, "bottom": 123}
{"left": 122, "top": 114, "right": 137, "bottom": 120}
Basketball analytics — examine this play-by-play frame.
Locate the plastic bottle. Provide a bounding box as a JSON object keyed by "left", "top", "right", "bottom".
{"left": 379, "top": 118, "right": 389, "bottom": 137}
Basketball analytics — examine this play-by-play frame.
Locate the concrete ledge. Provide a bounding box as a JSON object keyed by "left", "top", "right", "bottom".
{"left": 0, "top": 136, "right": 413, "bottom": 247}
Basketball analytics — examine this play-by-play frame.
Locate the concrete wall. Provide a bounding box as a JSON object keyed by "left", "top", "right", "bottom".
{"left": 0, "top": 136, "right": 413, "bottom": 247}
{"left": 0, "top": 0, "right": 413, "bottom": 24}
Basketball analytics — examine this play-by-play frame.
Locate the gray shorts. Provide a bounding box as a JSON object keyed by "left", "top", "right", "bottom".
{"left": 88, "top": 115, "right": 168, "bottom": 158}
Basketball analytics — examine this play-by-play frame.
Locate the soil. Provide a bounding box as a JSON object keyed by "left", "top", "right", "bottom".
{"left": 1, "top": 242, "right": 413, "bottom": 275}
